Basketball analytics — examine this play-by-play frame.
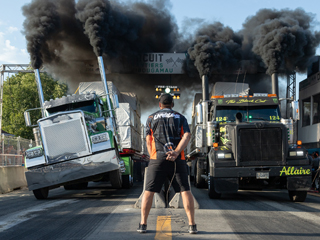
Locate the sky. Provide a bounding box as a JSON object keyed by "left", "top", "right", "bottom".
{"left": 1, "top": 0, "right": 320, "bottom": 122}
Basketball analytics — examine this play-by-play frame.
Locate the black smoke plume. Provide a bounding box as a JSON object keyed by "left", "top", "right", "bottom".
{"left": 187, "top": 8, "right": 320, "bottom": 77}
{"left": 22, "top": 0, "right": 179, "bottom": 70}
{"left": 22, "top": 0, "right": 61, "bottom": 69}
{"left": 21, "top": 0, "right": 183, "bottom": 115}
{"left": 243, "top": 8, "right": 320, "bottom": 74}
{"left": 75, "top": 0, "right": 178, "bottom": 63}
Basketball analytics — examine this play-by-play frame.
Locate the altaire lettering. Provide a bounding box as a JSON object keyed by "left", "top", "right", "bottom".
{"left": 279, "top": 166, "right": 311, "bottom": 176}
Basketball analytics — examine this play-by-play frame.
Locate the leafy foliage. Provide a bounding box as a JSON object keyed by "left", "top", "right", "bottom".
{"left": 2, "top": 72, "right": 68, "bottom": 139}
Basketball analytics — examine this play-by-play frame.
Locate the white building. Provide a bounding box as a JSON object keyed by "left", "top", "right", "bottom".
{"left": 298, "top": 56, "right": 320, "bottom": 149}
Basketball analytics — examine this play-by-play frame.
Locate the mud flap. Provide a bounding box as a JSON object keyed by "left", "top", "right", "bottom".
{"left": 287, "top": 176, "right": 311, "bottom": 191}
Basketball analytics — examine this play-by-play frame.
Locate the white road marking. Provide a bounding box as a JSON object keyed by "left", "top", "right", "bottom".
{"left": 0, "top": 199, "right": 78, "bottom": 232}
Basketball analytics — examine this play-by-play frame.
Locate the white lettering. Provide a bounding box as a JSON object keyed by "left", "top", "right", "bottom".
{"left": 154, "top": 113, "right": 180, "bottom": 120}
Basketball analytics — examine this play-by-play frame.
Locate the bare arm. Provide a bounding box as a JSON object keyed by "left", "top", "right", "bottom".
{"left": 146, "top": 135, "right": 152, "bottom": 157}
{"left": 166, "top": 132, "right": 191, "bottom": 161}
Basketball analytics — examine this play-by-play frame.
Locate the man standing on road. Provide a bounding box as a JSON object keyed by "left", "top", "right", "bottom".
{"left": 137, "top": 93, "right": 197, "bottom": 234}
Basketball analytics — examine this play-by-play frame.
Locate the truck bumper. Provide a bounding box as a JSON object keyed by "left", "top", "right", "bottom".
{"left": 211, "top": 165, "right": 311, "bottom": 178}
{"left": 25, "top": 149, "right": 120, "bottom": 191}
{"left": 210, "top": 165, "right": 312, "bottom": 191}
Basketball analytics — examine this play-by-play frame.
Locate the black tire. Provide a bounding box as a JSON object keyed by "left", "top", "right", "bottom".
{"left": 194, "top": 160, "right": 206, "bottom": 188}
{"left": 208, "top": 175, "right": 221, "bottom": 199}
{"left": 64, "top": 184, "right": 74, "bottom": 190}
{"left": 110, "top": 169, "right": 123, "bottom": 189}
{"left": 288, "top": 190, "right": 307, "bottom": 202}
{"left": 33, "top": 187, "right": 49, "bottom": 200}
{"left": 64, "top": 182, "right": 88, "bottom": 190}
{"left": 122, "top": 175, "right": 133, "bottom": 189}
{"left": 75, "top": 182, "right": 88, "bottom": 189}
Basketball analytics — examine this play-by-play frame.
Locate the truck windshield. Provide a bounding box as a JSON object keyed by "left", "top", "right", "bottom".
{"left": 216, "top": 105, "right": 280, "bottom": 122}
{"left": 46, "top": 100, "right": 97, "bottom": 115}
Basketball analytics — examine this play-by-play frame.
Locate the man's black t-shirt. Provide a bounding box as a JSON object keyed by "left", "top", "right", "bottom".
{"left": 146, "top": 108, "right": 190, "bottom": 160}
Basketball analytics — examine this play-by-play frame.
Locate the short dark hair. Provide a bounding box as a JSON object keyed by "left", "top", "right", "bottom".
{"left": 161, "top": 103, "right": 172, "bottom": 108}
{"left": 159, "top": 93, "right": 173, "bottom": 104}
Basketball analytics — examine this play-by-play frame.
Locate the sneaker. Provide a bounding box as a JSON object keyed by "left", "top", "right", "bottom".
{"left": 188, "top": 224, "right": 198, "bottom": 234}
{"left": 137, "top": 223, "right": 147, "bottom": 233}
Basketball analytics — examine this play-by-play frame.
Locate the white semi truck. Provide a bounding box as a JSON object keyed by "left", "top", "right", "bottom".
{"left": 24, "top": 57, "right": 130, "bottom": 199}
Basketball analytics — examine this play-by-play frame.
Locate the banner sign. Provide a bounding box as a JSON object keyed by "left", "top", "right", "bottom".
{"left": 136, "top": 53, "right": 186, "bottom": 74}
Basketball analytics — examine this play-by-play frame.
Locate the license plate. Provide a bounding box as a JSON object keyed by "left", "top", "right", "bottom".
{"left": 256, "top": 172, "right": 269, "bottom": 179}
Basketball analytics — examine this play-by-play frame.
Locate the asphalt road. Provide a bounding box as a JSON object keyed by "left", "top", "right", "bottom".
{"left": 0, "top": 182, "right": 320, "bottom": 240}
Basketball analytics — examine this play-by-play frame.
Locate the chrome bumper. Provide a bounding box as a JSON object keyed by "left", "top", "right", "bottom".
{"left": 25, "top": 149, "right": 120, "bottom": 191}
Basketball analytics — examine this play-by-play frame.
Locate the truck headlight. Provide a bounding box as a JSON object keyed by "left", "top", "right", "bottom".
{"left": 25, "top": 148, "right": 43, "bottom": 159}
{"left": 217, "top": 153, "right": 233, "bottom": 159}
{"left": 289, "top": 151, "right": 304, "bottom": 157}
{"left": 91, "top": 132, "right": 109, "bottom": 144}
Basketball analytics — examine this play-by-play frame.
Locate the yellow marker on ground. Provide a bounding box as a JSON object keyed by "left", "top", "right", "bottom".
{"left": 154, "top": 216, "right": 172, "bottom": 240}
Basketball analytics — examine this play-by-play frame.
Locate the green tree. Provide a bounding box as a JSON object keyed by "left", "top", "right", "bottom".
{"left": 2, "top": 72, "right": 68, "bottom": 139}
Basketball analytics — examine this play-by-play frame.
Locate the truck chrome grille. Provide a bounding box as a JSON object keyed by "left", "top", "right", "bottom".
{"left": 39, "top": 112, "right": 90, "bottom": 163}
{"left": 239, "top": 128, "right": 282, "bottom": 162}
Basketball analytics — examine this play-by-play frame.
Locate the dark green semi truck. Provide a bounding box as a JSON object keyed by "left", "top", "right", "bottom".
{"left": 188, "top": 75, "right": 312, "bottom": 202}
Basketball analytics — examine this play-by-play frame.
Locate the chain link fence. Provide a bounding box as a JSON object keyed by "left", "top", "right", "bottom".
{"left": 0, "top": 134, "right": 36, "bottom": 166}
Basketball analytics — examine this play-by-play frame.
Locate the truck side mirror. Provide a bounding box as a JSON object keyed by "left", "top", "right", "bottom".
{"left": 291, "top": 101, "right": 299, "bottom": 120}
{"left": 24, "top": 108, "right": 41, "bottom": 127}
{"left": 24, "top": 111, "right": 32, "bottom": 127}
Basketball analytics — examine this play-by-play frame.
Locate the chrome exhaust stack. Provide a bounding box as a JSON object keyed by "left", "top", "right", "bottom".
{"left": 202, "top": 75, "right": 209, "bottom": 101}
{"left": 201, "top": 75, "right": 209, "bottom": 126}
{"left": 34, "top": 69, "right": 45, "bottom": 117}
{"left": 202, "top": 75, "right": 209, "bottom": 151}
{"left": 97, "top": 56, "right": 114, "bottom": 119}
{"left": 271, "top": 72, "right": 279, "bottom": 96}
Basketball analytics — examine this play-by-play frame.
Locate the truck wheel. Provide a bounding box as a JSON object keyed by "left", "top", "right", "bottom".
{"left": 64, "top": 182, "right": 88, "bottom": 190}
{"left": 288, "top": 190, "right": 307, "bottom": 202}
{"left": 33, "top": 187, "right": 49, "bottom": 200}
{"left": 208, "top": 176, "right": 221, "bottom": 199}
{"left": 110, "top": 169, "right": 123, "bottom": 189}
{"left": 64, "top": 185, "right": 74, "bottom": 190}
{"left": 77, "top": 182, "right": 88, "bottom": 189}
{"left": 122, "top": 175, "right": 133, "bottom": 189}
{"left": 194, "top": 160, "right": 206, "bottom": 188}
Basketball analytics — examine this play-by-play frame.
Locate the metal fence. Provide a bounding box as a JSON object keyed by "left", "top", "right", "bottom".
{"left": 0, "top": 134, "right": 36, "bottom": 166}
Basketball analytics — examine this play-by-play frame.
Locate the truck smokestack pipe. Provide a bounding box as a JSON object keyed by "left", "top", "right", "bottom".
{"left": 271, "top": 72, "right": 279, "bottom": 96}
{"left": 202, "top": 75, "right": 209, "bottom": 101}
{"left": 34, "top": 69, "right": 45, "bottom": 117}
{"left": 97, "top": 56, "right": 114, "bottom": 118}
{"left": 201, "top": 75, "right": 209, "bottom": 152}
